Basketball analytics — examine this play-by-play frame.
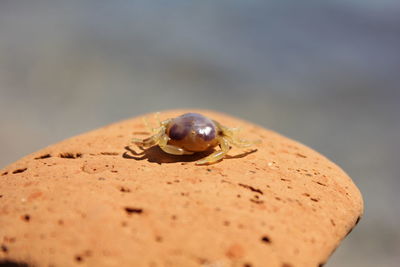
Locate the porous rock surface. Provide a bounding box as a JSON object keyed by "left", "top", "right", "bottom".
{"left": 0, "top": 109, "right": 363, "bottom": 267}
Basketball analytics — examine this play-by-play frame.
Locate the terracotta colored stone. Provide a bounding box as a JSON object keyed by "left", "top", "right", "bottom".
{"left": 0, "top": 109, "right": 363, "bottom": 267}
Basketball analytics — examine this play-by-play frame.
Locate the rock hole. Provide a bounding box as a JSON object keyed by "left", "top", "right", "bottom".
{"left": 1, "top": 172, "right": 8, "bottom": 176}
{"left": 0, "top": 261, "right": 30, "bottom": 267}
{"left": 281, "top": 263, "right": 293, "bottom": 267}
{"left": 119, "top": 186, "right": 131, "bottom": 193}
{"left": 59, "top": 153, "right": 82, "bottom": 159}
{"left": 155, "top": 236, "right": 163, "bottom": 242}
{"left": 171, "top": 215, "right": 177, "bottom": 220}
{"left": 75, "top": 255, "right": 83, "bottom": 262}
{"left": 0, "top": 195, "right": 3, "bottom": 198}
{"left": 261, "top": 236, "right": 271, "bottom": 244}
{"left": 295, "top": 153, "right": 307, "bottom": 158}
{"left": 310, "top": 198, "right": 319, "bottom": 202}
{"left": 100, "top": 152, "right": 119, "bottom": 156}
{"left": 318, "top": 263, "right": 325, "bottom": 267}
{"left": 1, "top": 245, "right": 8, "bottom": 253}
{"left": 223, "top": 220, "right": 230, "bottom": 226}
{"left": 22, "top": 214, "right": 30, "bottom": 222}
{"left": 250, "top": 198, "right": 264, "bottom": 204}
{"left": 302, "top": 193, "right": 310, "bottom": 197}
{"left": 12, "top": 168, "right": 27, "bottom": 174}
{"left": 355, "top": 216, "right": 361, "bottom": 225}
{"left": 330, "top": 219, "right": 336, "bottom": 226}
{"left": 34, "top": 154, "right": 51, "bottom": 159}
{"left": 314, "top": 181, "right": 327, "bottom": 186}
{"left": 238, "top": 183, "right": 263, "bottom": 195}
{"left": 124, "top": 207, "right": 143, "bottom": 215}
{"left": 243, "top": 263, "right": 253, "bottom": 267}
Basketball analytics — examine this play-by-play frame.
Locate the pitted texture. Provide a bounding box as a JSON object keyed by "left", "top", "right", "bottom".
{"left": 0, "top": 109, "right": 363, "bottom": 267}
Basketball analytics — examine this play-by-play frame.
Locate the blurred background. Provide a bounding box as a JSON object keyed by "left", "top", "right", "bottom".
{"left": 0, "top": 0, "right": 399, "bottom": 266}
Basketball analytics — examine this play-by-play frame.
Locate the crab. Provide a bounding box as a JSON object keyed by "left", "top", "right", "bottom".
{"left": 132, "top": 112, "right": 260, "bottom": 165}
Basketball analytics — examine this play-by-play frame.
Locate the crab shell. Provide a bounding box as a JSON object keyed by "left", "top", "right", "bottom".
{"left": 165, "top": 113, "right": 221, "bottom": 152}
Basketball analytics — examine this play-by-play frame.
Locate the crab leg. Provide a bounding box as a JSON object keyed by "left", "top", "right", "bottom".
{"left": 195, "top": 137, "right": 230, "bottom": 165}
{"left": 158, "top": 134, "right": 194, "bottom": 155}
{"left": 132, "top": 127, "right": 165, "bottom": 148}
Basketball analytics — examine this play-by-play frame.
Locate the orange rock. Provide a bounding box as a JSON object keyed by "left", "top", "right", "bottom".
{"left": 0, "top": 109, "right": 363, "bottom": 267}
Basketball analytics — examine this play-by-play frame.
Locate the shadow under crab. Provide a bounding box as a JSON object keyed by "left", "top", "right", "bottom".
{"left": 123, "top": 145, "right": 258, "bottom": 165}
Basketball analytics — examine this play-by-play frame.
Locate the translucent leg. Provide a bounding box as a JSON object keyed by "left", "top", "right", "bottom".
{"left": 133, "top": 115, "right": 172, "bottom": 148}
{"left": 142, "top": 117, "right": 157, "bottom": 134}
{"left": 226, "top": 135, "right": 261, "bottom": 148}
{"left": 132, "top": 127, "right": 165, "bottom": 148}
{"left": 142, "top": 113, "right": 170, "bottom": 134}
{"left": 158, "top": 134, "right": 194, "bottom": 155}
{"left": 159, "top": 144, "right": 195, "bottom": 155}
{"left": 219, "top": 124, "right": 261, "bottom": 148}
{"left": 196, "top": 137, "right": 230, "bottom": 165}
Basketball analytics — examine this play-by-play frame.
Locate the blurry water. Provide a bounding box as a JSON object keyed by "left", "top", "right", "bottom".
{"left": 1, "top": 1, "right": 399, "bottom": 266}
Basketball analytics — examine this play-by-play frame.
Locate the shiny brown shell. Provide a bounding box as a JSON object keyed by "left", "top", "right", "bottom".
{"left": 166, "top": 113, "right": 220, "bottom": 152}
